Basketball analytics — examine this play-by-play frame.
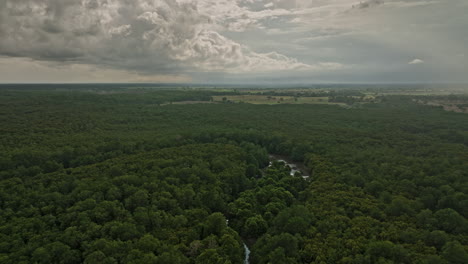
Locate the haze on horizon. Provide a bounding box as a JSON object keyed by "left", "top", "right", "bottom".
{"left": 0, "top": 0, "right": 467, "bottom": 84}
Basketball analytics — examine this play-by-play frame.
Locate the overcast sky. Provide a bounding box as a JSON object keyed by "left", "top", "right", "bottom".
{"left": 0, "top": 0, "right": 467, "bottom": 84}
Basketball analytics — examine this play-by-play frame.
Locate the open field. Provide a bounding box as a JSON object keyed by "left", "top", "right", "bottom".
{"left": 161, "top": 100, "right": 217, "bottom": 106}
{"left": 414, "top": 99, "right": 468, "bottom": 113}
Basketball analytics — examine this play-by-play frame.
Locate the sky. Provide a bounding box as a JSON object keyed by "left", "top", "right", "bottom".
{"left": 0, "top": 0, "right": 467, "bottom": 84}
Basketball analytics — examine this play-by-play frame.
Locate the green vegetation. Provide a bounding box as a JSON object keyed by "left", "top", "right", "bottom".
{"left": 0, "top": 85, "right": 467, "bottom": 263}
{"left": 211, "top": 95, "right": 333, "bottom": 105}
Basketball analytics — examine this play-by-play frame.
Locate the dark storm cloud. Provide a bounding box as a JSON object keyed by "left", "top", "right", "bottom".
{"left": 0, "top": 0, "right": 308, "bottom": 75}
{"left": 0, "top": 0, "right": 466, "bottom": 83}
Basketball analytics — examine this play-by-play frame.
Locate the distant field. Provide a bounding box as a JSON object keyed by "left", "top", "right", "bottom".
{"left": 414, "top": 99, "right": 468, "bottom": 113}
{"left": 376, "top": 89, "right": 468, "bottom": 96}
{"left": 211, "top": 95, "right": 338, "bottom": 105}
{"left": 161, "top": 101, "right": 217, "bottom": 105}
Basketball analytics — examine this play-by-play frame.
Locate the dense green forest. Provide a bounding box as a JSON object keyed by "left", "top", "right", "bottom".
{"left": 1, "top": 86, "right": 468, "bottom": 264}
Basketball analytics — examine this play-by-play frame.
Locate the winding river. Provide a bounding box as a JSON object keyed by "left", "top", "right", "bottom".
{"left": 240, "top": 155, "right": 310, "bottom": 264}
{"left": 243, "top": 243, "right": 250, "bottom": 264}
{"left": 268, "top": 154, "right": 310, "bottom": 178}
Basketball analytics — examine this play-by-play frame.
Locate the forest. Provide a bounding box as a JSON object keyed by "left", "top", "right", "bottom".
{"left": 0, "top": 85, "right": 467, "bottom": 264}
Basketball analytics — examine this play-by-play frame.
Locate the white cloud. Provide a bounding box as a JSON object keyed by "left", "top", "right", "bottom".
{"left": 108, "top": 25, "right": 132, "bottom": 36}
{"left": 0, "top": 0, "right": 467, "bottom": 83}
{"left": 408, "top": 59, "right": 424, "bottom": 65}
{"left": 0, "top": 0, "right": 312, "bottom": 75}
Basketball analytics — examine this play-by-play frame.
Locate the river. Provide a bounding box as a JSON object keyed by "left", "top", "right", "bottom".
{"left": 243, "top": 243, "right": 250, "bottom": 264}
{"left": 268, "top": 154, "right": 310, "bottom": 179}
{"left": 244, "top": 154, "right": 309, "bottom": 264}
{"left": 242, "top": 155, "right": 309, "bottom": 264}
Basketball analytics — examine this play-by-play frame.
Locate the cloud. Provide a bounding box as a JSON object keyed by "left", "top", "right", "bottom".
{"left": 0, "top": 56, "right": 192, "bottom": 83}
{"left": 352, "top": 0, "right": 385, "bottom": 10}
{"left": 1, "top": 0, "right": 466, "bottom": 83}
{"left": 408, "top": 59, "right": 424, "bottom": 65}
{"left": 0, "top": 0, "right": 312, "bottom": 76}
{"left": 166, "top": 29, "right": 310, "bottom": 72}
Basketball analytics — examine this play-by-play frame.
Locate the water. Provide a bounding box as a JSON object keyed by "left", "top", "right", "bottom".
{"left": 241, "top": 155, "right": 308, "bottom": 264}
{"left": 243, "top": 243, "right": 250, "bottom": 264}
{"left": 268, "top": 155, "right": 310, "bottom": 179}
